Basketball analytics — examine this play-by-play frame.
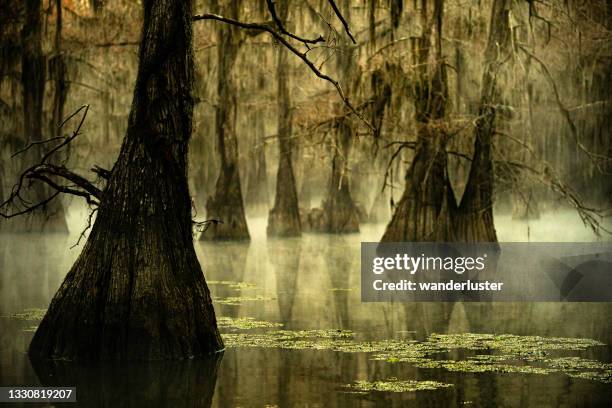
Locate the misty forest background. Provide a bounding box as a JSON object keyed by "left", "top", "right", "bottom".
{"left": 1, "top": 0, "right": 611, "bottom": 241}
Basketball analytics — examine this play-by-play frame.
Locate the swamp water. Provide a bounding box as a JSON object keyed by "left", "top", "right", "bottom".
{"left": 1, "top": 212, "right": 611, "bottom": 407}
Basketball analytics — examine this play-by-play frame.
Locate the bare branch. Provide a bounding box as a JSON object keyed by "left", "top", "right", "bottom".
{"left": 326, "top": 0, "right": 357, "bottom": 44}
{"left": 519, "top": 45, "right": 612, "bottom": 173}
{"left": 265, "top": 0, "right": 324, "bottom": 45}
{"left": 192, "top": 13, "right": 374, "bottom": 132}
{"left": 71, "top": 207, "right": 98, "bottom": 249}
{"left": 0, "top": 105, "right": 103, "bottom": 219}
{"left": 91, "top": 165, "right": 112, "bottom": 180}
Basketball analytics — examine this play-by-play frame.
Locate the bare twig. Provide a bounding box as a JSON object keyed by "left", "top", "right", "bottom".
{"left": 193, "top": 218, "right": 224, "bottom": 234}
{"left": 0, "top": 105, "right": 104, "bottom": 219}
{"left": 519, "top": 45, "right": 612, "bottom": 173}
{"left": 265, "top": 0, "right": 324, "bottom": 45}
{"left": 326, "top": 0, "right": 356, "bottom": 44}
{"left": 192, "top": 13, "right": 374, "bottom": 131}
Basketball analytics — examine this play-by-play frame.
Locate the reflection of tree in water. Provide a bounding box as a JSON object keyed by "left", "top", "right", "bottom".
{"left": 199, "top": 242, "right": 250, "bottom": 300}
{"left": 32, "top": 355, "right": 222, "bottom": 407}
{"left": 321, "top": 235, "right": 364, "bottom": 407}
{"left": 199, "top": 241, "right": 249, "bottom": 408}
{"left": 322, "top": 235, "right": 353, "bottom": 329}
{"left": 267, "top": 238, "right": 301, "bottom": 327}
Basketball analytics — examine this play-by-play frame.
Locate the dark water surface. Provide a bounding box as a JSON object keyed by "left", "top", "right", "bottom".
{"left": 1, "top": 212, "right": 611, "bottom": 407}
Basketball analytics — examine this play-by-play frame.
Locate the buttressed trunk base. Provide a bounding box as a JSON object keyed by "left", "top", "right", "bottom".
{"left": 29, "top": 0, "right": 223, "bottom": 361}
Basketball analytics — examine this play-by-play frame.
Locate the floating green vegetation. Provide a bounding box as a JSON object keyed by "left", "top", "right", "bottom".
{"left": 370, "top": 333, "right": 610, "bottom": 383}
{"left": 10, "top": 308, "right": 46, "bottom": 321}
{"left": 207, "top": 280, "right": 257, "bottom": 290}
{"left": 214, "top": 295, "right": 275, "bottom": 305}
{"left": 427, "top": 333, "right": 605, "bottom": 356}
{"left": 222, "top": 329, "right": 355, "bottom": 350}
{"left": 346, "top": 377, "right": 453, "bottom": 393}
{"left": 542, "top": 357, "right": 612, "bottom": 383}
{"left": 566, "top": 370, "right": 612, "bottom": 383}
{"left": 412, "top": 358, "right": 554, "bottom": 375}
{"left": 222, "top": 327, "right": 611, "bottom": 384}
{"left": 217, "top": 316, "right": 283, "bottom": 330}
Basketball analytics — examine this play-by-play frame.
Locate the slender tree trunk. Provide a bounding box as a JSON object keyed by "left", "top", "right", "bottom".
{"left": 512, "top": 59, "right": 540, "bottom": 220}
{"left": 29, "top": 0, "right": 223, "bottom": 361}
{"left": 455, "top": 0, "right": 510, "bottom": 243}
{"left": 320, "top": 0, "right": 360, "bottom": 233}
{"left": 267, "top": 0, "right": 301, "bottom": 237}
{"left": 201, "top": 0, "right": 250, "bottom": 241}
{"left": 244, "top": 109, "right": 269, "bottom": 216}
{"left": 50, "top": 0, "right": 69, "bottom": 140}
{"left": 381, "top": 0, "right": 454, "bottom": 242}
{"left": 14, "top": 0, "right": 68, "bottom": 233}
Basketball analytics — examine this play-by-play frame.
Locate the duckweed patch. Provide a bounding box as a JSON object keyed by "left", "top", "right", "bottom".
{"left": 222, "top": 327, "right": 611, "bottom": 384}
{"left": 208, "top": 280, "right": 257, "bottom": 290}
{"left": 346, "top": 377, "right": 453, "bottom": 393}
{"left": 427, "top": 333, "right": 604, "bottom": 356}
{"left": 222, "top": 329, "right": 355, "bottom": 350}
{"left": 10, "top": 308, "right": 46, "bottom": 321}
{"left": 214, "top": 295, "right": 275, "bottom": 305}
{"left": 217, "top": 316, "right": 283, "bottom": 330}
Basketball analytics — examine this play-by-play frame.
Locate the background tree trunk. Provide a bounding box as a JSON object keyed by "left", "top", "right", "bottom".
{"left": 321, "top": 120, "right": 360, "bottom": 233}
{"left": 381, "top": 0, "right": 454, "bottom": 242}
{"left": 455, "top": 0, "right": 510, "bottom": 243}
{"left": 49, "top": 0, "right": 69, "bottom": 141}
{"left": 244, "top": 109, "right": 269, "bottom": 216}
{"left": 201, "top": 0, "right": 250, "bottom": 241}
{"left": 267, "top": 0, "right": 301, "bottom": 237}
{"left": 12, "top": 0, "right": 68, "bottom": 233}
{"left": 29, "top": 0, "right": 223, "bottom": 361}
{"left": 319, "top": 0, "right": 360, "bottom": 234}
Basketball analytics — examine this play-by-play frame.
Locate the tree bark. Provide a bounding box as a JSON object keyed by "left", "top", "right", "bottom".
{"left": 267, "top": 0, "right": 301, "bottom": 237}
{"left": 201, "top": 0, "right": 250, "bottom": 241}
{"left": 29, "top": 0, "right": 223, "bottom": 361}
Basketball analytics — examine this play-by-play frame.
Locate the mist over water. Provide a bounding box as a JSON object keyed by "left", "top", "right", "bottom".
{"left": 1, "top": 210, "right": 611, "bottom": 406}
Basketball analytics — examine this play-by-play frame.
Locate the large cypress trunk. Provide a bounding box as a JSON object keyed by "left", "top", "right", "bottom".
{"left": 201, "top": 0, "right": 250, "bottom": 241}
{"left": 381, "top": 0, "right": 454, "bottom": 242}
{"left": 29, "top": 0, "right": 223, "bottom": 361}
{"left": 267, "top": 0, "right": 301, "bottom": 237}
{"left": 12, "top": 0, "right": 68, "bottom": 233}
{"left": 455, "top": 0, "right": 510, "bottom": 243}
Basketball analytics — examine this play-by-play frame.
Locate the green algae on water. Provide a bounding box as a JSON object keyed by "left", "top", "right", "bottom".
{"left": 10, "top": 308, "right": 46, "bottom": 321}
{"left": 217, "top": 316, "right": 283, "bottom": 330}
{"left": 214, "top": 295, "right": 275, "bottom": 305}
{"left": 346, "top": 377, "right": 453, "bottom": 393}
{"left": 427, "top": 333, "right": 604, "bottom": 355}
{"left": 222, "top": 329, "right": 355, "bottom": 350}
{"left": 207, "top": 280, "right": 257, "bottom": 290}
